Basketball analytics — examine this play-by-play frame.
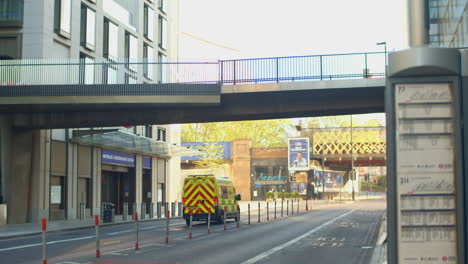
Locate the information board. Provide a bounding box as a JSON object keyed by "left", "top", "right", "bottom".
{"left": 395, "top": 83, "right": 457, "bottom": 263}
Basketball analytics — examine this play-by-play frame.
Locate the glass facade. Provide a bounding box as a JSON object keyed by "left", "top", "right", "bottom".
{"left": 54, "top": 0, "right": 71, "bottom": 38}
{"left": 125, "top": 32, "right": 138, "bottom": 72}
{"left": 104, "top": 19, "right": 119, "bottom": 60}
{"left": 159, "top": 16, "right": 167, "bottom": 50}
{"left": 81, "top": 5, "right": 96, "bottom": 50}
{"left": 144, "top": 4, "right": 155, "bottom": 41}
{"left": 429, "top": 0, "right": 468, "bottom": 47}
{"left": 0, "top": 0, "right": 23, "bottom": 26}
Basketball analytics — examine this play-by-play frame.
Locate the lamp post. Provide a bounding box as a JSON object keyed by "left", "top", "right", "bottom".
{"left": 376, "top": 41, "right": 387, "bottom": 76}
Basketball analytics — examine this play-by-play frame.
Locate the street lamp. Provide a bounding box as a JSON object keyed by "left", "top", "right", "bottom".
{"left": 376, "top": 41, "right": 387, "bottom": 76}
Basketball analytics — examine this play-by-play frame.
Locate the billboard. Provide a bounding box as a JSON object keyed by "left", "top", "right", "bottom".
{"left": 288, "top": 138, "right": 310, "bottom": 171}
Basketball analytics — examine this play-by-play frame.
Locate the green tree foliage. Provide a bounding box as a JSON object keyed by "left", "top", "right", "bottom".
{"left": 182, "top": 119, "right": 294, "bottom": 148}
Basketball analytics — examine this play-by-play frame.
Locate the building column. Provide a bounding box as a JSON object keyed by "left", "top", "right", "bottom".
{"left": 92, "top": 147, "right": 101, "bottom": 216}
{"left": 151, "top": 156, "right": 158, "bottom": 205}
{"left": 135, "top": 155, "right": 142, "bottom": 215}
{"left": 66, "top": 142, "right": 78, "bottom": 220}
{"left": 231, "top": 139, "right": 252, "bottom": 200}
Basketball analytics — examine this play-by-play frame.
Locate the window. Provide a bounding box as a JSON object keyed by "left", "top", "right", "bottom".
{"left": 144, "top": 44, "right": 154, "bottom": 80}
{"left": 142, "top": 125, "right": 153, "bottom": 138}
{"left": 159, "top": 0, "right": 167, "bottom": 14}
{"left": 80, "top": 5, "right": 96, "bottom": 50}
{"left": 158, "top": 52, "right": 167, "bottom": 83}
{"left": 144, "top": 5, "right": 155, "bottom": 41}
{"left": 0, "top": 0, "right": 23, "bottom": 27}
{"left": 125, "top": 32, "right": 138, "bottom": 72}
{"left": 104, "top": 18, "right": 119, "bottom": 60}
{"left": 157, "top": 127, "right": 166, "bottom": 141}
{"left": 158, "top": 16, "right": 167, "bottom": 50}
{"left": 54, "top": 0, "right": 71, "bottom": 38}
{"left": 220, "top": 186, "right": 229, "bottom": 199}
{"left": 104, "top": 65, "right": 118, "bottom": 84}
{"left": 80, "top": 53, "right": 95, "bottom": 84}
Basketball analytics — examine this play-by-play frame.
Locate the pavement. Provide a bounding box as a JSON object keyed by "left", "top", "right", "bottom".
{"left": 0, "top": 199, "right": 386, "bottom": 264}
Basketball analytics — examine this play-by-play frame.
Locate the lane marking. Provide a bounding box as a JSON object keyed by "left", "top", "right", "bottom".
{"left": 0, "top": 236, "right": 94, "bottom": 252}
{"left": 103, "top": 240, "right": 121, "bottom": 245}
{"left": 239, "top": 210, "right": 355, "bottom": 264}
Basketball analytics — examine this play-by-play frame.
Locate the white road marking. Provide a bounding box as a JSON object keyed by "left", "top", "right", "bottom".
{"left": 239, "top": 210, "right": 355, "bottom": 264}
{"left": 0, "top": 236, "right": 94, "bottom": 252}
{"left": 103, "top": 240, "right": 121, "bottom": 245}
{"left": 107, "top": 229, "right": 133, "bottom": 235}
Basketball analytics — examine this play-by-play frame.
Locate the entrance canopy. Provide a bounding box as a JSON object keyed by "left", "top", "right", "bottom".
{"left": 70, "top": 130, "right": 203, "bottom": 158}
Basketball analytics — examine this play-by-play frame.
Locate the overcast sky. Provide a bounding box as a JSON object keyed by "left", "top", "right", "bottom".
{"left": 179, "top": 0, "right": 408, "bottom": 60}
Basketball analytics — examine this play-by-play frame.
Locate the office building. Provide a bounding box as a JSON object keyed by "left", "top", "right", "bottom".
{"left": 429, "top": 0, "right": 468, "bottom": 47}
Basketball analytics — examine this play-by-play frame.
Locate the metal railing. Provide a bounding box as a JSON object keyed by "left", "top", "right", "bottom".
{"left": 0, "top": 52, "right": 386, "bottom": 87}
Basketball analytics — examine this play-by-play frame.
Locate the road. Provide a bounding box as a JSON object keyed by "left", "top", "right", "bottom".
{"left": 0, "top": 200, "right": 385, "bottom": 264}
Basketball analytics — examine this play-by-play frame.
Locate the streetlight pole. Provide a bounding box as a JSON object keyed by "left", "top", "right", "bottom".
{"left": 376, "top": 41, "right": 387, "bottom": 76}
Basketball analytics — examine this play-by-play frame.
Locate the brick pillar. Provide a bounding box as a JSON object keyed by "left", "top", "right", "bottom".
{"left": 231, "top": 139, "right": 252, "bottom": 200}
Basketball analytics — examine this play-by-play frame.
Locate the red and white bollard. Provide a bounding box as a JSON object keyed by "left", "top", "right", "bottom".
{"left": 134, "top": 212, "right": 139, "bottom": 250}
{"left": 95, "top": 215, "right": 100, "bottom": 258}
{"left": 165, "top": 210, "right": 170, "bottom": 243}
{"left": 189, "top": 211, "right": 193, "bottom": 238}
{"left": 42, "top": 218, "right": 47, "bottom": 264}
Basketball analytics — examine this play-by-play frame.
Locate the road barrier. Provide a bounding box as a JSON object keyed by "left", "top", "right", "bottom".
{"left": 248, "top": 203, "right": 251, "bottom": 224}
{"left": 134, "top": 212, "right": 139, "bottom": 250}
{"left": 208, "top": 213, "right": 211, "bottom": 233}
{"left": 224, "top": 207, "right": 227, "bottom": 231}
{"left": 258, "top": 202, "right": 261, "bottom": 223}
{"left": 95, "top": 215, "right": 100, "bottom": 258}
{"left": 42, "top": 218, "right": 47, "bottom": 264}
{"left": 189, "top": 211, "right": 193, "bottom": 238}
{"left": 165, "top": 210, "right": 170, "bottom": 243}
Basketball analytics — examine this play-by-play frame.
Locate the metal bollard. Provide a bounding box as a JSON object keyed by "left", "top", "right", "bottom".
{"left": 157, "top": 202, "right": 162, "bottom": 218}
{"left": 123, "top": 202, "right": 128, "bottom": 221}
{"left": 224, "top": 206, "right": 227, "bottom": 231}
{"left": 274, "top": 201, "right": 277, "bottom": 219}
{"left": 237, "top": 205, "right": 240, "bottom": 228}
{"left": 80, "top": 202, "right": 85, "bottom": 220}
{"left": 258, "top": 201, "right": 261, "bottom": 223}
{"left": 291, "top": 199, "right": 294, "bottom": 215}
{"left": 171, "top": 202, "right": 175, "bottom": 217}
{"left": 150, "top": 203, "right": 154, "bottom": 219}
{"left": 248, "top": 203, "right": 251, "bottom": 224}
{"left": 95, "top": 215, "right": 100, "bottom": 258}
{"left": 132, "top": 203, "right": 137, "bottom": 219}
{"left": 178, "top": 202, "right": 182, "bottom": 217}
{"left": 281, "top": 200, "right": 284, "bottom": 217}
{"left": 101, "top": 202, "right": 105, "bottom": 221}
{"left": 42, "top": 218, "right": 47, "bottom": 264}
{"left": 208, "top": 213, "right": 211, "bottom": 233}
{"left": 134, "top": 212, "right": 139, "bottom": 250}
{"left": 165, "top": 202, "right": 169, "bottom": 216}
{"left": 287, "top": 200, "right": 289, "bottom": 216}
{"left": 306, "top": 199, "right": 309, "bottom": 211}
{"left": 165, "top": 210, "right": 170, "bottom": 243}
{"left": 267, "top": 202, "right": 269, "bottom": 221}
{"left": 141, "top": 203, "right": 146, "bottom": 220}
{"left": 297, "top": 199, "right": 299, "bottom": 213}
{"left": 189, "top": 211, "right": 193, "bottom": 238}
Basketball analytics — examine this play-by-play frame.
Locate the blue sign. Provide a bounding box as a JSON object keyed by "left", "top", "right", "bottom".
{"left": 337, "top": 176, "right": 342, "bottom": 183}
{"left": 102, "top": 150, "right": 135, "bottom": 166}
{"left": 288, "top": 138, "right": 310, "bottom": 171}
{"left": 256, "top": 184, "right": 262, "bottom": 187}
{"left": 143, "top": 157, "right": 152, "bottom": 168}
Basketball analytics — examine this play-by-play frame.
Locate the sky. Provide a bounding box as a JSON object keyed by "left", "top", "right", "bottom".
{"left": 179, "top": 0, "right": 408, "bottom": 60}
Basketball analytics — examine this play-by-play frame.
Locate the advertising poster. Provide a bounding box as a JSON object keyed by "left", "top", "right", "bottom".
{"left": 288, "top": 138, "right": 310, "bottom": 171}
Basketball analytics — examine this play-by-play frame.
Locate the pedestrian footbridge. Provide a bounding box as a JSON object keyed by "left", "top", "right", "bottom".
{"left": 0, "top": 52, "right": 386, "bottom": 128}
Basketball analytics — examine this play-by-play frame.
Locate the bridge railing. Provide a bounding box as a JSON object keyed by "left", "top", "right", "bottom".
{"left": 219, "top": 52, "right": 386, "bottom": 85}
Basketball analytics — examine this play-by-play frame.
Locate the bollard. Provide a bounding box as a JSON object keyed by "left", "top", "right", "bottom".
{"left": 286, "top": 200, "right": 289, "bottom": 216}
{"left": 258, "top": 201, "right": 261, "bottom": 223}
{"left": 141, "top": 203, "right": 146, "bottom": 220}
{"left": 123, "top": 202, "right": 128, "bottom": 221}
{"left": 132, "top": 203, "right": 137, "bottom": 219}
{"left": 248, "top": 203, "right": 251, "bottom": 224}
{"left": 274, "top": 201, "right": 277, "bottom": 219}
{"left": 189, "top": 211, "right": 193, "bottom": 238}
{"left": 297, "top": 199, "right": 299, "bottom": 213}
{"left": 208, "top": 213, "right": 211, "bottom": 233}
{"left": 281, "top": 200, "right": 284, "bottom": 217}
{"left": 42, "top": 218, "right": 47, "bottom": 264}
{"left": 267, "top": 202, "right": 269, "bottom": 221}
{"left": 101, "top": 202, "right": 105, "bottom": 221}
{"left": 80, "top": 202, "right": 85, "bottom": 220}
{"left": 237, "top": 206, "right": 240, "bottom": 228}
{"left": 178, "top": 202, "right": 183, "bottom": 217}
{"left": 95, "top": 215, "right": 100, "bottom": 258}
{"left": 224, "top": 206, "right": 227, "bottom": 231}
{"left": 165, "top": 202, "right": 169, "bottom": 216}
{"left": 165, "top": 210, "right": 170, "bottom": 243}
{"left": 291, "top": 199, "right": 294, "bottom": 215}
{"left": 306, "top": 199, "right": 309, "bottom": 211}
{"left": 134, "top": 212, "right": 139, "bottom": 250}
{"left": 149, "top": 203, "right": 154, "bottom": 219}
{"left": 157, "top": 202, "right": 162, "bottom": 218}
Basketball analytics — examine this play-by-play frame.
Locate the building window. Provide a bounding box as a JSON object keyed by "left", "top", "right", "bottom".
{"left": 80, "top": 53, "right": 95, "bottom": 84}
{"left": 144, "top": 4, "right": 155, "bottom": 41}
{"left": 54, "top": 0, "right": 72, "bottom": 38}
{"left": 158, "top": 16, "right": 167, "bottom": 50}
{"left": 142, "top": 125, "right": 153, "bottom": 138}
{"left": 125, "top": 32, "right": 138, "bottom": 72}
{"left": 159, "top": 0, "right": 167, "bottom": 14}
{"left": 157, "top": 127, "right": 166, "bottom": 141}
{"left": 158, "top": 52, "right": 167, "bottom": 83}
{"left": 104, "top": 65, "right": 118, "bottom": 84}
{"left": 103, "top": 18, "right": 119, "bottom": 60}
{"left": 80, "top": 5, "right": 96, "bottom": 50}
{"left": 0, "top": 0, "right": 23, "bottom": 27}
{"left": 144, "top": 44, "right": 154, "bottom": 80}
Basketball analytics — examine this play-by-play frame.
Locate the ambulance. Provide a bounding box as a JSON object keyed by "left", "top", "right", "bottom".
{"left": 182, "top": 175, "right": 241, "bottom": 225}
